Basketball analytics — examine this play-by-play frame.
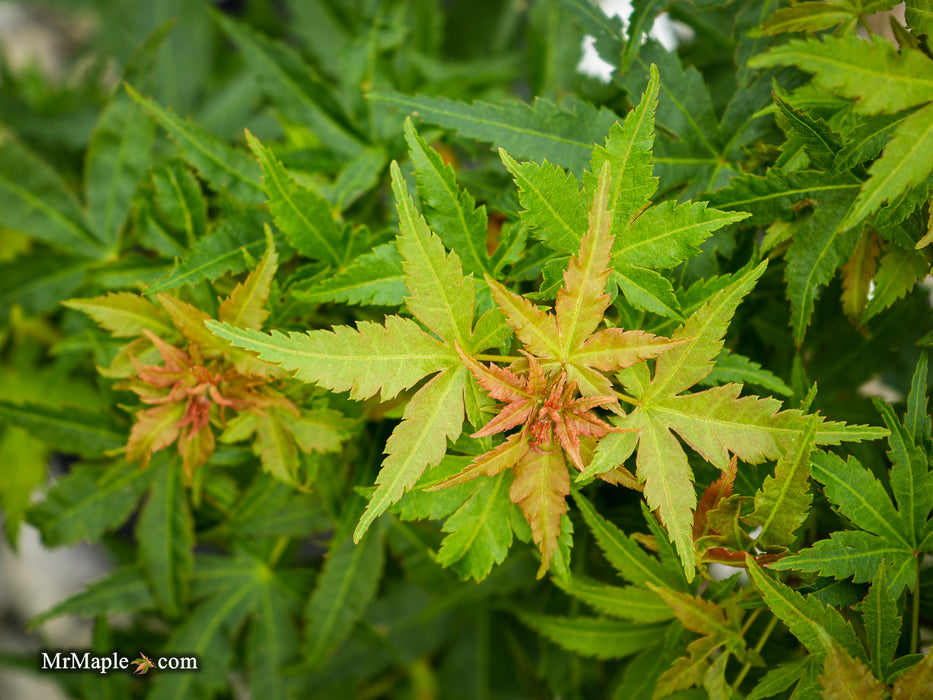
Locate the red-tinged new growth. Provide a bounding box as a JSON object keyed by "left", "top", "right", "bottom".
{"left": 435, "top": 345, "right": 627, "bottom": 576}
{"left": 122, "top": 329, "right": 299, "bottom": 477}
{"left": 69, "top": 228, "right": 349, "bottom": 484}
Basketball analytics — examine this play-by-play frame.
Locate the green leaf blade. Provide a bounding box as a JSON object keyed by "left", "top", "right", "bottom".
{"left": 305, "top": 524, "right": 385, "bottom": 667}
{"left": 136, "top": 458, "right": 193, "bottom": 617}
{"left": 403, "top": 119, "right": 491, "bottom": 277}
{"left": 126, "top": 84, "right": 264, "bottom": 202}
{"left": 246, "top": 131, "right": 343, "bottom": 266}
{"left": 354, "top": 367, "right": 466, "bottom": 541}
{"left": 373, "top": 91, "right": 619, "bottom": 176}
{"left": 207, "top": 318, "right": 451, "bottom": 402}
{"left": 516, "top": 612, "right": 666, "bottom": 660}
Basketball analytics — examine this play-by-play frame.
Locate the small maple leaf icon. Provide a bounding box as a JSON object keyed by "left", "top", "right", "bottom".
{"left": 131, "top": 652, "right": 154, "bottom": 675}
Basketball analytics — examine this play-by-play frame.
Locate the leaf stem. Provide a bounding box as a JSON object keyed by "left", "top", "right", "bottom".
{"left": 614, "top": 390, "right": 639, "bottom": 406}
{"left": 738, "top": 607, "right": 762, "bottom": 638}
{"left": 911, "top": 565, "right": 921, "bottom": 654}
{"left": 267, "top": 536, "right": 289, "bottom": 567}
{"left": 731, "top": 613, "right": 778, "bottom": 691}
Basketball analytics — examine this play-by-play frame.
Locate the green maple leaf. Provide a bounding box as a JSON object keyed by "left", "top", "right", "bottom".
{"left": 750, "top": 34, "right": 933, "bottom": 233}
{"left": 744, "top": 413, "right": 820, "bottom": 551}
{"left": 770, "top": 355, "right": 933, "bottom": 596}
{"left": 210, "top": 161, "right": 510, "bottom": 541}
{"left": 648, "top": 584, "right": 755, "bottom": 699}
{"left": 582, "top": 261, "right": 885, "bottom": 580}
{"left": 486, "top": 160, "right": 685, "bottom": 401}
{"left": 504, "top": 64, "right": 749, "bottom": 320}
{"left": 708, "top": 167, "right": 864, "bottom": 344}
{"left": 424, "top": 162, "right": 676, "bottom": 575}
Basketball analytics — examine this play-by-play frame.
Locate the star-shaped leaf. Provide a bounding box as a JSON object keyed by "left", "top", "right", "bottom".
{"left": 211, "top": 161, "right": 510, "bottom": 542}
{"left": 585, "top": 261, "right": 886, "bottom": 580}
{"left": 770, "top": 359, "right": 933, "bottom": 596}
{"left": 486, "top": 161, "right": 683, "bottom": 400}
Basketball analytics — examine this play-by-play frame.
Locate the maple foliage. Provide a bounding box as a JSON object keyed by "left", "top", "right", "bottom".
{"left": 67, "top": 230, "right": 349, "bottom": 482}
{"left": 211, "top": 156, "right": 512, "bottom": 542}
{"left": 10, "top": 3, "right": 933, "bottom": 697}
{"left": 425, "top": 162, "right": 681, "bottom": 574}
{"left": 584, "top": 261, "right": 882, "bottom": 579}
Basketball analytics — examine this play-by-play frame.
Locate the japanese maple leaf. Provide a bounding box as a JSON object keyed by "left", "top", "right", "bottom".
{"left": 485, "top": 161, "right": 685, "bottom": 403}
{"left": 769, "top": 373, "right": 933, "bottom": 597}
{"left": 431, "top": 348, "right": 623, "bottom": 575}
{"left": 210, "top": 161, "right": 511, "bottom": 541}
{"left": 131, "top": 652, "right": 154, "bottom": 675}
{"left": 582, "top": 261, "right": 886, "bottom": 580}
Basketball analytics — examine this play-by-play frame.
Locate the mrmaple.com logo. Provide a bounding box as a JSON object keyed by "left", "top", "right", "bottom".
{"left": 40, "top": 650, "right": 198, "bottom": 675}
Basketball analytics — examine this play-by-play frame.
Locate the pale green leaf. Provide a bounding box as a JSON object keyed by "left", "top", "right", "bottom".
{"left": 436, "top": 472, "right": 513, "bottom": 581}
{"left": 628, "top": 409, "right": 699, "bottom": 578}
{"left": 254, "top": 411, "right": 300, "bottom": 485}
{"left": 892, "top": 650, "right": 933, "bottom": 699}
{"left": 648, "top": 261, "right": 768, "bottom": 399}
{"left": 217, "top": 225, "right": 277, "bottom": 330}
{"left": 354, "top": 367, "right": 466, "bottom": 541}
{"left": 586, "top": 64, "right": 659, "bottom": 235}
{"left": 500, "top": 150, "right": 586, "bottom": 254}
{"left": 63, "top": 292, "right": 175, "bottom": 338}
{"left": 579, "top": 427, "right": 639, "bottom": 480}
{"left": 818, "top": 639, "right": 886, "bottom": 700}
{"left": 207, "top": 316, "right": 451, "bottom": 402}
{"left": 745, "top": 415, "right": 819, "bottom": 549}
{"left": 392, "top": 161, "right": 475, "bottom": 347}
